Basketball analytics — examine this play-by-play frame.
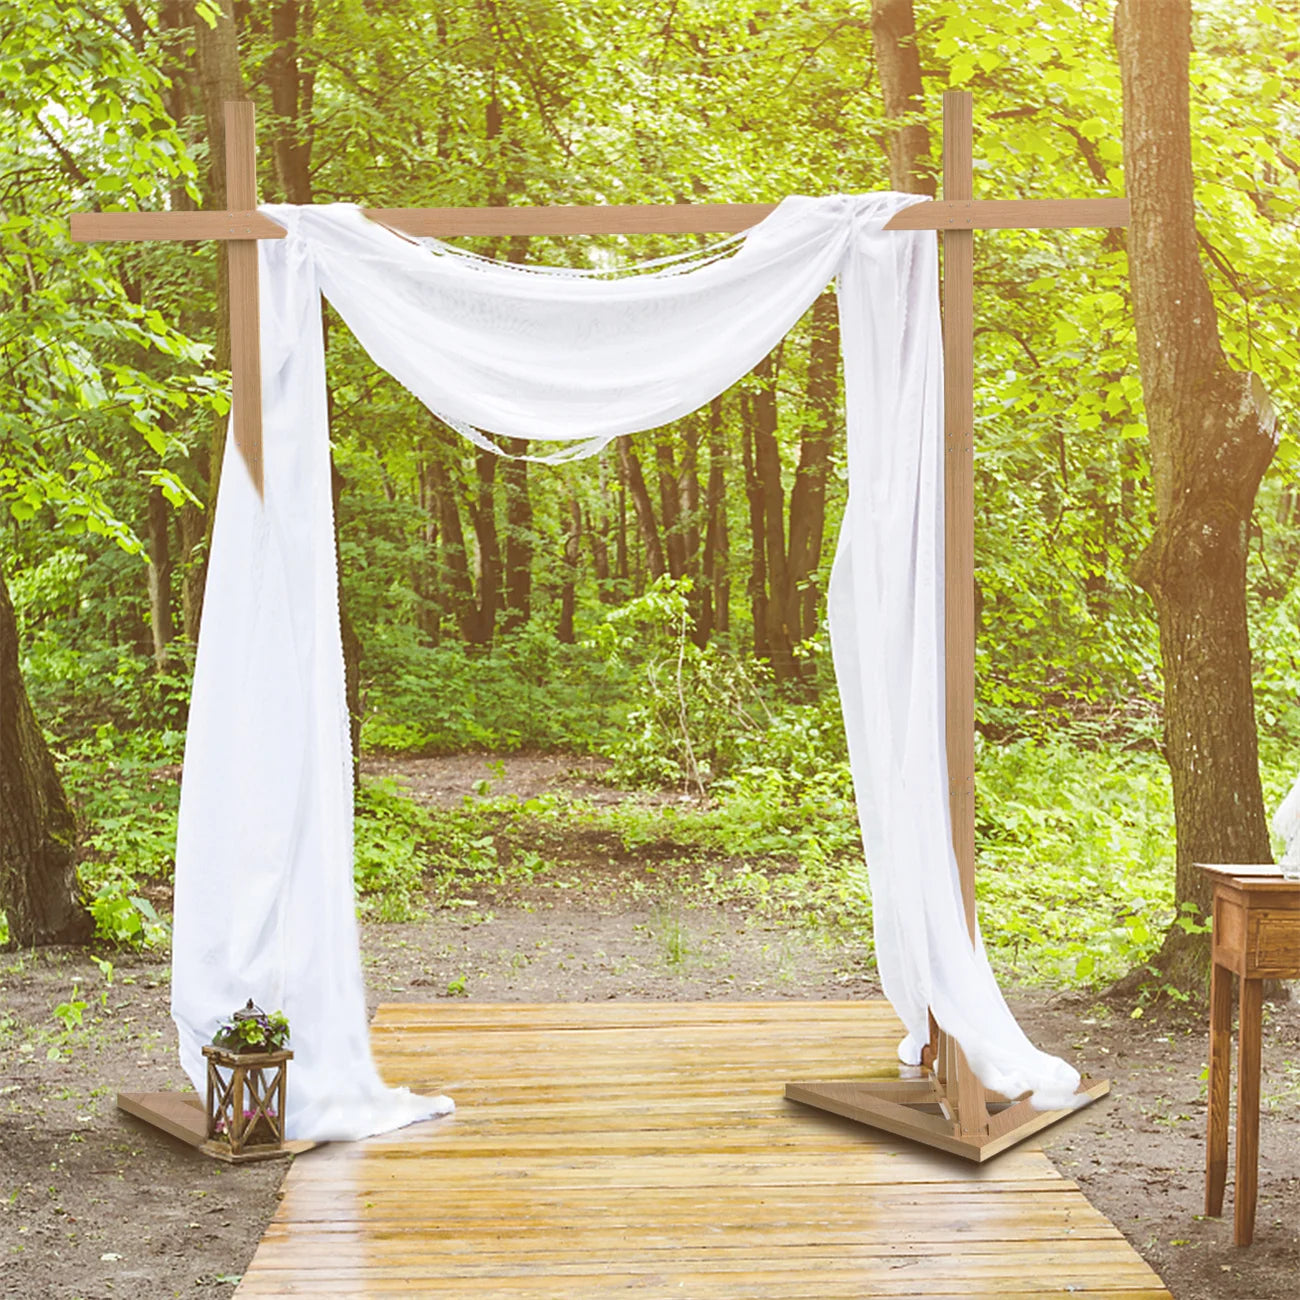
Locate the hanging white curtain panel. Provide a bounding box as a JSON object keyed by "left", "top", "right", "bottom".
{"left": 170, "top": 195, "right": 1083, "bottom": 1143}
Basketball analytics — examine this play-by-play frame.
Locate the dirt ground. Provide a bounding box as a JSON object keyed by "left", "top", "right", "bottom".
{"left": 3, "top": 753, "right": 1299, "bottom": 1299}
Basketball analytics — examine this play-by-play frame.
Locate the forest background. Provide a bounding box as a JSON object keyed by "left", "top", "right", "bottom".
{"left": 1, "top": 0, "right": 1298, "bottom": 1000}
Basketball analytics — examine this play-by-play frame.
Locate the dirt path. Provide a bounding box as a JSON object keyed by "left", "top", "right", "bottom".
{"left": 2, "top": 752, "right": 1299, "bottom": 1299}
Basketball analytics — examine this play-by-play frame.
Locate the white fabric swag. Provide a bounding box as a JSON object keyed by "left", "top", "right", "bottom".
{"left": 171, "top": 193, "right": 1083, "bottom": 1143}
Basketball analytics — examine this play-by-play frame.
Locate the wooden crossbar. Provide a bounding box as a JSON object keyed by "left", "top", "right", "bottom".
{"left": 71, "top": 196, "right": 1128, "bottom": 242}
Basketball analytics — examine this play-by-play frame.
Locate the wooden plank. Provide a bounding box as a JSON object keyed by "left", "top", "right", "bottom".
{"left": 70, "top": 196, "right": 1127, "bottom": 244}
{"left": 1235, "top": 975, "right": 1263, "bottom": 1244}
{"left": 235, "top": 1002, "right": 1169, "bottom": 1300}
{"left": 224, "top": 101, "right": 263, "bottom": 497}
{"left": 884, "top": 197, "right": 1129, "bottom": 230}
{"left": 69, "top": 210, "right": 288, "bottom": 242}
{"left": 117, "top": 1090, "right": 206, "bottom": 1146}
{"left": 117, "top": 1090, "right": 315, "bottom": 1159}
{"left": 1205, "top": 960, "right": 1232, "bottom": 1216}
{"left": 938, "top": 90, "right": 990, "bottom": 1144}
{"left": 368, "top": 203, "right": 774, "bottom": 236}
{"left": 943, "top": 86, "right": 977, "bottom": 945}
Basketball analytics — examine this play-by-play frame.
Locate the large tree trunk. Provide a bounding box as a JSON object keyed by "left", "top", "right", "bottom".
{"left": 267, "top": 0, "right": 315, "bottom": 204}
{"left": 0, "top": 569, "right": 92, "bottom": 947}
{"left": 1115, "top": 0, "right": 1276, "bottom": 980}
{"left": 589, "top": 452, "right": 614, "bottom": 601}
{"left": 157, "top": 2, "right": 206, "bottom": 645}
{"left": 679, "top": 413, "right": 706, "bottom": 646}
{"left": 871, "top": 0, "right": 936, "bottom": 196}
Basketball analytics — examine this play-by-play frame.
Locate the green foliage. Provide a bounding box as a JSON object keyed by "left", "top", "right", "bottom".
{"left": 353, "top": 778, "right": 435, "bottom": 921}
{"left": 591, "top": 577, "right": 777, "bottom": 790}
{"left": 212, "top": 1006, "right": 291, "bottom": 1053}
{"left": 974, "top": 738, "right": 1179, "bottom": 986}
{"left": 53, "top": 989, "right": 89, "bottom": 1032}
{"left": 0, "top": 1, "right": 220, "bottom": 558}
{"left": 359, "top": 623, "right": 628, "bottom": 755}
{"left": 2, "top": 0, "right": 1297, "bottom": 1008}
{"left": 60, "top": 725, "right": 180, "bottom": 949}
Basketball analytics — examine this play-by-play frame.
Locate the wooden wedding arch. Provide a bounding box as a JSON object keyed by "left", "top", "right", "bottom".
{"left": 72, "top": 90, "right": 1129, "bottom": 1160}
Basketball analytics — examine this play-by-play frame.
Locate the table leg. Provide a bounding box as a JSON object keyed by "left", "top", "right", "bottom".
{"left": 1206, "top": 960, "right": 1232, "bottom": 1217}
{"left": 1234, "top": 977, "right": 1263, "bottom": 1246}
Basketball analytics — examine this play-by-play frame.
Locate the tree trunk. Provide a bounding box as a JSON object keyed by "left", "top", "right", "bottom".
{"left": 267, "top": 0, "right": 315, "bottom": 204}
{"left": 145, "top": 484, "right": 175, "bottom": 668}
{"left": 590, "top": 452, "right": 613, "bottom": 600}
{"left": 614, "top": 453, "right": 630, "bottom": 584}
{"left": 177, "top": 502, "right": 206, "bottom": 641}
{"left": 871, "top": 0, "right": 936, "bottom": 196}
{"left": 1115, "top": 0, "right": 1277, "bottom": 981}
{"left": 159, "top": 2, "right": 205, "bottom": 644}
{"left": 751, "top": 351, "right": 794, "bottom": 678}
{"left": 741, "top": 389, "right": 770, "bottom": 662}
{"left": 415, "top": 459, "right": 441, "bottom": 643}
{"left": 702, "top": 394, "right": 729, "bottom": 639}
{"left": 656, "top": 431, "right": 686, "bottom": 580}
{"left": 557, "top": 494, "right": 582, "bottom": 644}
{"left": 428, "top": 433, "right": 474, "bottom": 635}
{"left": 618, "top": 437, "right": 666, "bottom": 581}
{"left": 501, "top": 439, "right": 533, "bottom": 631}
{"left": 786, "top": 291, "right": 839, "bottom": 648}
{"left": 468, "top": 449, "right": 501, "bottom": 644}
{"left": 679, "top": 413, "right": 706, "bottom": 645}
{"left": 0, "top": 568, "right": 92, "bottom": 948}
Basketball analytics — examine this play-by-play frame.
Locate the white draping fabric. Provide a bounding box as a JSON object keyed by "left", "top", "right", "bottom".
{"left": 171, "top": 194, "right": 1083, "bottom": 1142}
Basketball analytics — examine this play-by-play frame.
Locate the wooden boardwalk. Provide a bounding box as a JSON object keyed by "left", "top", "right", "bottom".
{"left": 235, "top": 1001, "right": 1171, "bottom": 1298}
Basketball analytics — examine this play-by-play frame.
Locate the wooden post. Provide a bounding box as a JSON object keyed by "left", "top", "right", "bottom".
{"left": 939, "top": 90, "right": 989, "bottom": 1139}
{"left": 225, "top": 101, "right": 264, "bottom": 497}
{"left": 1205, "top": 957, "right": 1231, "bottom": 1216}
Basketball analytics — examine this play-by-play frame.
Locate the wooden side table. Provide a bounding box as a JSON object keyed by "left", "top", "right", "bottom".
{"left": 1199, "top": 863, "right": 1300, "bottom": 1246}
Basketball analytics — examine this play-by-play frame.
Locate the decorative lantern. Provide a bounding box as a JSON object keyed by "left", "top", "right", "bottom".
{"left": 203, "top": 1000, "right": 293, "bottom": 1162}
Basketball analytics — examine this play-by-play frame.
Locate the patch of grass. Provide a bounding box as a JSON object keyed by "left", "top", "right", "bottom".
{"left": 652, "top": 912, "right": 694, "bottom": 968}
{"left": 409, "top": 735, "right": 1282, "bottom": 994}
{"left": 973, "top": 737, "right": 1179, "bottom": 988}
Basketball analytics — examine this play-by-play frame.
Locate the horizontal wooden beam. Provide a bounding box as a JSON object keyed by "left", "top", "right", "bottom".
{"left": 70, "top": 210, "right": 287, "bottom": 241}
{"left": 885, "top": 197, "right": 1129, "bottom": 230}
{"left": 71, "top": 196, "right": 1129, "bottom": 244}
{"left": 368, "top": 203, "right": 776, "bottom": 236}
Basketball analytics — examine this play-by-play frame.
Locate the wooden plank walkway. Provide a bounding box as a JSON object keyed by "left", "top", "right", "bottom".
{"left": 234, "top": 1001, "right": 1171, "bottom": 1298}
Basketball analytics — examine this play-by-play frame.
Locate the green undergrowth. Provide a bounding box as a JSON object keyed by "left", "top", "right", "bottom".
{"left": 359, "top": 623, "right": 630, "bottom": 755}
{"left": 61, "top": 724, "right": 181, "bottom": 948}
{"left": 25, "top": 715, "right": 1296, "bottom": 1001}
{"left": 358, "top": 734, "right": 1276, "bottom": 993}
